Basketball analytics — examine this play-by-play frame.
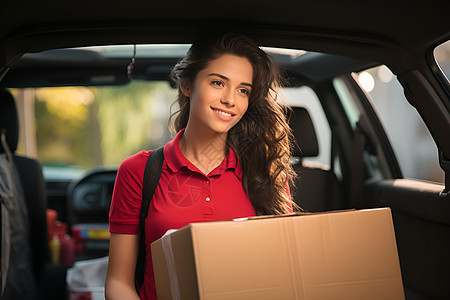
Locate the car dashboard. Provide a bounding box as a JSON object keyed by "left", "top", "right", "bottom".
{"left": 46, "top": 168, "right": 118, "bottom": 261}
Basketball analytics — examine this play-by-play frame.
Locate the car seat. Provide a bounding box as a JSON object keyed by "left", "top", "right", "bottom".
{"left": 289, "top": 106, "right": 344, "bottom": 212}
{"left": 0, "top": 89, "right": 66, "bottom": 300}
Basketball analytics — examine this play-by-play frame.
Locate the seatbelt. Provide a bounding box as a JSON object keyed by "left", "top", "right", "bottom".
{"left": 135, "top": 145, "right": 165, "bottom": 293}
{"left": 439, "top": 152, "right": 450, "bottom": 196}
{"left": 330, "top": 127, "right": 337, "bottom": 173}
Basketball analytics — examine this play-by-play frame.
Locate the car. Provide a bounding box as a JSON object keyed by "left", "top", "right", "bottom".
{"left": 0, "top": 1, "right": 449, "bottom": 300}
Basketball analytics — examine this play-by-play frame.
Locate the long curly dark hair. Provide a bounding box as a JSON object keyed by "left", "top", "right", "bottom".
{"left": 169, "top": 33, "right": 296, "bottom": 215}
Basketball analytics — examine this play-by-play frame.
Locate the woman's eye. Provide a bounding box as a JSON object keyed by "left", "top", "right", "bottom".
{"left": 211, "top": 80, "right": 223, "bottom": 87}
{"left": 239, "top": 88, "right": 250, "bottom": 96}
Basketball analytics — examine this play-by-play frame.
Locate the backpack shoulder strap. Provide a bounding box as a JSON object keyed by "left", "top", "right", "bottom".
{"left": 135, "top": 145, "right": 165, "bottom": 292}
{"left": 141, "top": 146, "right": 165, "bottom": 219}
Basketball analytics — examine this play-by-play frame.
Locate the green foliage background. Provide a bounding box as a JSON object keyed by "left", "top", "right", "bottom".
{"left": 34, "top": 81, "right": 176, "bottom": 169}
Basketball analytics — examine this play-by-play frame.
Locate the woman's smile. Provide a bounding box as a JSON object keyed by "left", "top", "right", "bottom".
{"left": 211, "top": 106, "right": 236, "bottom": 121}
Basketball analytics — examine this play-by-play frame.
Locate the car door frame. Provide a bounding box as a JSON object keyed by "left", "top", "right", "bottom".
{"left": 331, "top": 69, "right": 450, "bottom": 299}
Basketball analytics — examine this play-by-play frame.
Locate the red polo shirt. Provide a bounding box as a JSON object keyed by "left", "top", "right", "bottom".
{"left": 109, "top": 129, "right": 256, "bottom": 300}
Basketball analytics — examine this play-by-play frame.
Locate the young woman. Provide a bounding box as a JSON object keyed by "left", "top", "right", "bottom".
{"left": 105, "top": 33, "right": 296, "bottom": 300}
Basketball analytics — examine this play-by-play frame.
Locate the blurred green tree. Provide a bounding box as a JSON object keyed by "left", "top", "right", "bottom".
{"left": 33, "top": 81, "right": 175, "bottom": 170}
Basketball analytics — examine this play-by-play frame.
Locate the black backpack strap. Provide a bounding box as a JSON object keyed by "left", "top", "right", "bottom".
{"left": 135, "top": 145, "right": 165, "bottom": 293}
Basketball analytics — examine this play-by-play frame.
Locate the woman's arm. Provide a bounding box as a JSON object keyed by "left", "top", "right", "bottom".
{"left": 105, "top": 233, "right": 141, "bottom": 300}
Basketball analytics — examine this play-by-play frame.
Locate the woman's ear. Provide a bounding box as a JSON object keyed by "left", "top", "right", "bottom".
{"left": 180, "top": 81, "right": 191, "bottom": 97}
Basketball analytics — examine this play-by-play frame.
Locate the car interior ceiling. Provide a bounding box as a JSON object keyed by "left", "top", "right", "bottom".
{"left": 0, "top": 24, "right": 427, "bottom": 77}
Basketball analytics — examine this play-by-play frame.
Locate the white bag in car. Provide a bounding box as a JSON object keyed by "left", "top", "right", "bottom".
{"left": 66, "top": 256, "right": 109, "bottom": 300}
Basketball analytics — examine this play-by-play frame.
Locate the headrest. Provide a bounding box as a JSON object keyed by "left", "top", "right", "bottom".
{"left": 289, "top": 106, "right": 319, "bottom": 158}
{"left": 0, "top": 89, "right": 19, "bottom": 153}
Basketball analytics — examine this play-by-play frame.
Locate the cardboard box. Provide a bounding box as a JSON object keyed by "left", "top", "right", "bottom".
{"left": 151, "top": 208, "right": 404, "bottom": 300}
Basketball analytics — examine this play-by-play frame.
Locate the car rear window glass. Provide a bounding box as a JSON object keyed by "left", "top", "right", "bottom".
{"left": 12, "top": 81, "right": 176, "bottom": 173}
{"left": 357, "top": 66, "right": 444, "bottom": 183}
{"left": 433, "top": 39, "right": 450, "bottom": 85}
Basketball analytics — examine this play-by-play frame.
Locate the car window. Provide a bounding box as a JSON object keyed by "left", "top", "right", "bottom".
{"left": 333, "top": 77, "right": 360, "bottom": 129}
{"left": 434, "top": 39, "right": 450, "bottom": 84}
{"left": 355, "top": 66, "right": 444, "bottom": 183}
{"left": 11, "top": 81, "right": 177, "bottom": 179}
{"left": 332, "top": 76, "right": 383, "bottom": 180}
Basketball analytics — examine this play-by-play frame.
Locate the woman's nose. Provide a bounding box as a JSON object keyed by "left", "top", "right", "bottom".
{"left": 220, "top": 89, "right": 235, "bottom": 106}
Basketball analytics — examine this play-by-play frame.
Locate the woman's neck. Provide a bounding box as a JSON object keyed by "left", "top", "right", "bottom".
{"left": 179, "top": 125, "right": 228, "bottom": 175}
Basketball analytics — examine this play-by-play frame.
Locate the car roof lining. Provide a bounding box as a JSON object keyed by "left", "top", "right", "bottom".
{"left": 1, "top": 0, "right": 448, "bottom": 51}
{"left": 0, "top": 22, "right": 439, "bottom": 76}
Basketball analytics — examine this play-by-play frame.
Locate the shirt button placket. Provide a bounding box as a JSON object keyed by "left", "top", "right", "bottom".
{"left": 203, "top": 177, "right": 214, "bottom": 219}
{"left": 205, "top": 178, "right": 211, "bottom": 202}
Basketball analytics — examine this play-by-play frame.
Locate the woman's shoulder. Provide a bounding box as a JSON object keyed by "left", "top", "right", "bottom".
{"left": 122, "top": 150, "right": 152, "bottom": 165}
{"left": 117, "top": 150, "right": 152, "bottom": 178}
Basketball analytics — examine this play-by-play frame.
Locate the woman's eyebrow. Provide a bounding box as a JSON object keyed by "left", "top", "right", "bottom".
{"left": 207, "top": 73, "right": 252, "bottom": 88}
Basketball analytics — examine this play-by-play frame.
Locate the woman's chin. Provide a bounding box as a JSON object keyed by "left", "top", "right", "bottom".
{"left": 208, "top": 122, "right": 235, "bottom": 135}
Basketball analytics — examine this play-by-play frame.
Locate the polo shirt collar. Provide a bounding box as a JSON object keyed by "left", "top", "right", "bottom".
{"left": 164, "top": 128, "right": 242, "bottom": 180}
